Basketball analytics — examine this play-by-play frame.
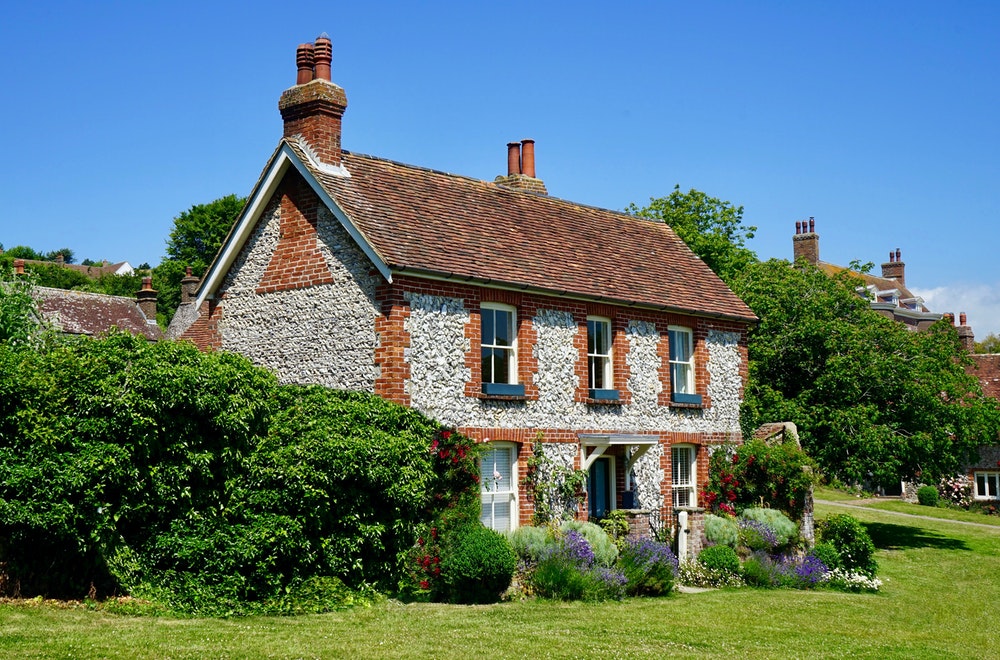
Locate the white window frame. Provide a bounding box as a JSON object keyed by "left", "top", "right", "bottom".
{"left": 481, "top": 303, "right": 517, "bottom": 385}
{"left": 480, "top": 442, "right": 518, "bottom": 531}
{"left": 672, "top": 444, "right": 697, "bottom": 508}
{"left": 974, "top": 471, "right": 1000, "bottom": 500}
{"left": 668, "top": 326, "right": 695, "bottom": 396}
{"left": 587, "top": 316, "right": 613, "bottom": 390}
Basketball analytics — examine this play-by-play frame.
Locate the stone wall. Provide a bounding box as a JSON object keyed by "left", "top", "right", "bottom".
{"left": 213, "top": 195, "right": 382, "bottom": 390}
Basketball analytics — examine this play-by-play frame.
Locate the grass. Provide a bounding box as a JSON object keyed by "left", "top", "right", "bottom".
{"left": 2, "top": 502, "right": 999, "bottom": 658}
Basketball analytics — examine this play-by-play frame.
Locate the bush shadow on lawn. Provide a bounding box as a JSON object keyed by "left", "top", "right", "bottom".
{"left": 864, "top": 521, "right": 969, "bottom": 552}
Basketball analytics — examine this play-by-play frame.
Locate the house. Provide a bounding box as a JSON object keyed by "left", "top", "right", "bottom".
{"left": 13, "top": 259, "right": 161, "bottom": 341}
{"left": 169, "top": 36, "right": 757, "bottom": 537}
{"left": 792, "top": 223, "right": 1000, "bottom": 500}
{"left": 792, "top": 217, "right": 947, "bottom": 331}
{"left": 10, "top": 254, "right": 134, "bottom": 279}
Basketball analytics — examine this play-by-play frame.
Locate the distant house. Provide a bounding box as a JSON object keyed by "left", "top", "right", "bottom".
{"left": 792, "top": 217, "right": 948, "bottom": 332}
{"left": 13, "top": 259, "right": 161, "bottom": 341}
{"left": 13, "top": 255, "right": 134, "bottom": 279}
{"left": 169, "top": 36, "right": 757, "bottom": 539}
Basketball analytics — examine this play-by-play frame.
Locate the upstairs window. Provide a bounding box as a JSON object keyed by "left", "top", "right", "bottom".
{"left": 975, "top": 472, "right": 1000, "bottom": 500}
{"left": 587, "top": 317, "right": 616, "bottom": 399}
{"left": 668, "top": 326, "right": 700, "bottom": 404}
{"left": 481, "top": 303, "right": 523, "bottom": 396}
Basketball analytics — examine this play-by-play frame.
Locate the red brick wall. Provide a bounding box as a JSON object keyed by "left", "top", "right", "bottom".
{"left": 256, "top": 170, "right": 335, "bottom": 294}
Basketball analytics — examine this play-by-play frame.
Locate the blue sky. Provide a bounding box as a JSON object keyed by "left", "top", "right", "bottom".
{"left": 3, "top": 1, "right": 999, "bottom": 334}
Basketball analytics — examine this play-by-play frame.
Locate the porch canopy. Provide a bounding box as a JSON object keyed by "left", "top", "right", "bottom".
{"left": 578, "top": 433, "right": 659, "bottom": 492}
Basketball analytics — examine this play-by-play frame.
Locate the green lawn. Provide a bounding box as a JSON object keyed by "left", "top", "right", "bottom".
{"left": 2, "top": 501, "right": 998, "bottom": 659}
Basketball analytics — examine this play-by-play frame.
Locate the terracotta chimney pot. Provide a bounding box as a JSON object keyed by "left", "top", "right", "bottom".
{"left": 313, "top": 36, "right": 332, "bottom": 81}
{"left": 507, "top": 142, "right": 521, "bottom": 176}
{"left": 521, "top": 139, "right": 536, "bottom": 178}
{"left": 296, "top": 43, "right": 315, "bottom": 84}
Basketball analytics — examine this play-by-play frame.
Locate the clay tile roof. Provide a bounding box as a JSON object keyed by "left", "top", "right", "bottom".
{"left": 291, "top": 143, "right": 756, "bottom": 322}
{"left": 32, "top": 287, "right": 162, "bottom": 340}
{"left": 816, "top": 262, "right": 928, "bottom": 311}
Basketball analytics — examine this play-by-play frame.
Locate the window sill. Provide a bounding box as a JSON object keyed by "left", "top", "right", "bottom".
{"left": 669, "top": 401, "right": 705, "bottom": 410}
{"left": 477, "top": 393, "right": 529, "bottom": 402}
{"left": 671, "top": 393, "right": 703, "bottom": 406}
{"left": 482, "top": 383, "right": 525, "bottom": 397}
{"left": 585, "top": 397, "right": 622, "bottom": 406}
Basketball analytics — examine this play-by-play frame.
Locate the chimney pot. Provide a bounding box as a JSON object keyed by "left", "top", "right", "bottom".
{"left": 507, "top": 142, "right": 521, "bottom": 176}
{"left": 960, "top": 312, "right": 968, "bottom": 326}
{"left": 895, "top": 248, "right": 901, "bottom": 262}
{"left": 889, "top": 251, "right": 894, "bottom": 263}
{"left": 796, "top": 221, "right": 802, "bottom": 234}
{"left": 56, "top": 254, "right": 64, "bottom": 264}
{"left": 14, "top": 258, "right": 25, "bottom": 275}
{"left": 313, "top": 36, "right": 332, "bottom": 82}
{"left": 296, "top": 43, "right": 315, "bottom": 84}
{"left": 808, "top": 217, "right": 815, "bottom": 233}
{"left": 521, "top": 139, "right": 536, "bottom": 178}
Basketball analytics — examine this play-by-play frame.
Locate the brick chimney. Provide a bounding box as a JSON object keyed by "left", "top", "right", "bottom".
{"left": 180, "top": 266, "right": 200, "bottom": 304}
{"left": 958, "top": 312, "right": 975, "bottom": 352}
{"left": 136, "top": 276, "right": 157, "bottom": 323}
{"left": 278, "top": 34, "right": 349, "bottom": 167}
{"left": 792, "top": 217, "right": 819, "bottom": 265}
{"left": 881, "top": 248, "right": 905, "bottom": 286}
{"left": 494, "top": 139, "right": 547, "bottom": 194}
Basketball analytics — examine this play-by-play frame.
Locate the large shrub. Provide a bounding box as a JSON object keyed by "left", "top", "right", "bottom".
{"left": 0, "top": 333, "right": 276, "bottom": 599}
{"left": 704, "top": 439, "right": 817, "bottom": 518}
{"left": 817, "top": 514, "right": 878, "bottom": 576}
{"left": 0, "top": 335, "right": 481, "bottom": 611}
{"left": 917, "top": 485, "right": 939, "bottom": 507}
{"left": 697, "top": 545, "right": 740, "bottom": 575}
{"left": 438, "top": 523, "right": 515, "bottom": 604}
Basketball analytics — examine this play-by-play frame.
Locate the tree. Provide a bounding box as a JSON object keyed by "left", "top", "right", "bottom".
{"left": 0, "top": 264, "right": 41, "bottom": 347}
{"left": 154, "top": 194, "right": 245, "bottom": 324}
{"left": 975, "top": 333, "right": 1000, "bottom": 354}
{"left": 733, "top": 259, "right": 999, "bottom": 487}
{"left": 627, "top": 185, "right": 757, "bottom": 285}
{"left": 2, "top": 245, "right": 45, "bottom": 261}
{"left": 44, "top": 248, "right": 75, "bottom": 264}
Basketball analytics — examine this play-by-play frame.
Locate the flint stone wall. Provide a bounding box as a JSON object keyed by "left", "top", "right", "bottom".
{"left": 404, "top": 293, "right": 743, "bottom": 434}
{"left": 215, "top": 201, "right": 381, "bottom": 389}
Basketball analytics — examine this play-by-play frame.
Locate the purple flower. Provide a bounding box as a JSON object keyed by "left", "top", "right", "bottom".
{"left": 739, "top": 518, "right": 779, "bottom": 550}
{"left": 623, "top": 537, "right": 679, "bottom": 575}
{"left": 561, "top": 530, "right": 595, "bottom": 567}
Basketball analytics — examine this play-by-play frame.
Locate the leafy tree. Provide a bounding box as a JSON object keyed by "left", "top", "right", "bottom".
{"left": 733, "top": 259, "right": 999, "bottom": 487}
{"left": 2, "top": 245, "right": 45, "bottom": 261}
{"left": 975, "top": 333, "right": 1000, "bottom": 354}
{"left": 154, "top": 194, "right": 245, "bottom": 324}
{"left": 0, "top": 264, "right": 41, "bottom": 347}
{"left": 627, "top": 185, "right": 757, "bottom": 284}
{"left": 44, "top": 248, "right": 75, "bottom": 264}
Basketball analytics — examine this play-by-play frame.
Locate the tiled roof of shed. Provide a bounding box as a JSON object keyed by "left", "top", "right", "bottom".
{"left": 289, "top": 142, "right": 756, "bottom": 322}
{"left": 32, "top": 287, "right": 162, "bottom": 340}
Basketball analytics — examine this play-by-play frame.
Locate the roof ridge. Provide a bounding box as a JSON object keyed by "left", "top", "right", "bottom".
{"left": 340, "top": 149, "right": 645, "bottom": 221}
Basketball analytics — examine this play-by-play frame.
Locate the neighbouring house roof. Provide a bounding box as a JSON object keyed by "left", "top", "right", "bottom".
{"left": 32, "top": 287, "right": 162, "bottom": 340}
{"left": 199, "top": 139, "right": 757, "bottom": 324}
{"left": 815, "top": 262, "right": 931, "bottom": 313}
{"left": 17, "top": 258, "right": 134, "bottom": 279}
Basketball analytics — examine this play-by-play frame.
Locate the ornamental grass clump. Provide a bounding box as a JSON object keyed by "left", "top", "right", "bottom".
{"left": 617, "top": 537, "right": 678, "bottom": 596}
{"left": 704, "top": 514, "right": 739, "bottom": 547}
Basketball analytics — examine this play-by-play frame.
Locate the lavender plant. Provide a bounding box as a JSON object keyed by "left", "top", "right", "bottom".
{"left": 618, "top": 537, "right": 679, "bottom": 596}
